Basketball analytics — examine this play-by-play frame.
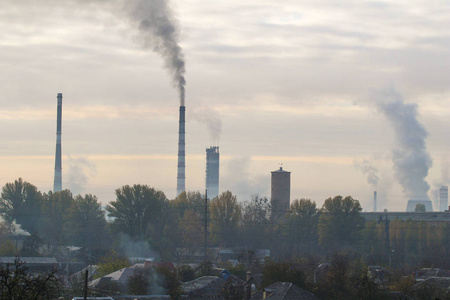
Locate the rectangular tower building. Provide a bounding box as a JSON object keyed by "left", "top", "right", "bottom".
{"left": 270, "top": 166, "right": 290, "bottom": 221}
{"left": 206, "top": 146, "right": 220, "bottom": 199}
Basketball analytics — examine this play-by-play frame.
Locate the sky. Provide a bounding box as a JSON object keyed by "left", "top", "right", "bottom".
{"left": 0, "top": 0, "right": 449, "bottom": 212}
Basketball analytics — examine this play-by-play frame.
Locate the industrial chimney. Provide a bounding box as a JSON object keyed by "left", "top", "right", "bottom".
{"left": 53, "top": 93, "right": 63, "bottom": 192}
{"left": 176, "top": 105, "right": 186, "bottom": 195}
{"left": 206, "top": 146, "right": 219, "bottom": 199}
{"left": 374, "top": 191, "right": 377, "bottom": 212}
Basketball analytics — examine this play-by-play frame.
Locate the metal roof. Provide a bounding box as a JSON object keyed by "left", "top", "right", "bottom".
{"left": 0, "top": 257, "right": 58, "bottom": 264}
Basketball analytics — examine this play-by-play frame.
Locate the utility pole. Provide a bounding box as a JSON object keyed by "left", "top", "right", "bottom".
{"left": 84, "top": 269, "right": 88, "bottom": 300}
{"left": 204, "top": 189, "right": 208, "bottom": 262}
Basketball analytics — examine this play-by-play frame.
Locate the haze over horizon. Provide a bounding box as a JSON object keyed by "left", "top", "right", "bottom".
{"left": 1, "top": 0, "right": 449, "bottom": 212}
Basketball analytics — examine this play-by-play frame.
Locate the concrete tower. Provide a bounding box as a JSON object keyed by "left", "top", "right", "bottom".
{"left": 177, "top": 105, "right": 186, "bottom": 196}
{"left": 53, "top": 93, "right": 63, "bottom": 192}
{"left": 440, "top": 186, "right": 448, "bottom": 211}
{"left": 270, "top": 166, "right": 290, "bottom": 220}
{"left": 206, "top": 146, "right": 219, "bottom": 199}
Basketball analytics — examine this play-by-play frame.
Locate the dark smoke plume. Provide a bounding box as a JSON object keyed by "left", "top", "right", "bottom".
{"left": 123, "top": 0, "right": 186, "bottom": 105}
{"left": 370, "top": 87, "right": 432, "bottom": 200}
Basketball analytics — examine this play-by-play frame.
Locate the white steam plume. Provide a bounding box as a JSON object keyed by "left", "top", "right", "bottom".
{"left": 67, "top": 156, "right": 97, "bottom": 195}
{"left": 191, "top": 107, "right": 222, "bottom": 145}
{"left": 354, "top": 159, "right": 379, "bottom": 188}
{"left": 369, "top": 87, "right": 432, "bottom": 200}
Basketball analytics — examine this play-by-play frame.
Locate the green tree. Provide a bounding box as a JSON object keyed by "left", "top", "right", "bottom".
{"left": 128, "top": 266, "right": 151, "bottom": 295}
{"left": 64, "top": 194, "right": 109, "bottom": 260}
{"left": 318, "top": 195, "right": 364, "bottom": 250}
{"left": 240, "top": 196, "right": 272, "bottom": 249}
{"left": 155, "top": 265, "right": 182, "bottom": 299}
{"left": 261, "top": 259, "right": 306, "bottom": 289}
{"left": 171, "top": 191, "right": 206, "bottom": 252}
{"left": 0, "top": 178, "right": 43, "bottom": 234}
{"left": 284, "top": 198, "right": 320, "bottom": 254}
{"left": 0, "top": 222, "right": 17, "bottom": 256}
{"left": 40, "top": 190, "right": 74, "bottom": 251}
{"left": 209, "top": 191, "right": 241, "bottom": 247}
{"left": 415, "top": 203, "right": 426, "bottom": 212}
{"left": 94, "top": 250, "right": 130, "bottom": 279}
{"left": 107, "top": 184, "right": 167, "bottom": 239}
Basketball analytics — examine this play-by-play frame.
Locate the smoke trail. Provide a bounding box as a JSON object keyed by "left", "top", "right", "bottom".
{"left": 354, "top": 159, "right": 379, "bottom": 188}
{"left": 67, "top": 156, "right": 97, "bottom": 195}
{"left": 223, "top": 157, "right": 269, "bottom": 200}
{"left": 370, "top": 87, "right": 432, "bottom": 200}
{"left": 191, "top": 107, "right": 222, "bottom": 144}
{"left": 122, "top": 0, "right": 186, "bottom": 105}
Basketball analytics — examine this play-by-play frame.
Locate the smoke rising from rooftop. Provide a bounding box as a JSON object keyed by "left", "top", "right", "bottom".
{"left": 370, "top": 87, "right": 432, "bottom": 200}
{"left": 122, "top": 0, "right": 186, "bottom": 106}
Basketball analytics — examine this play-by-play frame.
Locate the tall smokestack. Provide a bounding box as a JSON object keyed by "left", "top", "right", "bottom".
{"left": 53, "top": 93, "right": 63, "bottom": 192}
{"left": 374, "top": 191, "right": 377, "bottom": 212}
{"left": 206, "top": 146, "right": 220, "bottom": 199}
{"left": 177, "top": 105, "right": 186, "bottom": 195}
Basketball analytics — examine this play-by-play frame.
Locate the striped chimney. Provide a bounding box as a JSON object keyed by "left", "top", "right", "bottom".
{"left": 177, "top": 105, "right": 186, "bottom": 195}
{"left": 53, "top": 93, "right": 63, "bottom": 192}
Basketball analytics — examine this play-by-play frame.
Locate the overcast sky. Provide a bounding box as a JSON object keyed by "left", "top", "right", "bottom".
{"left": 0, "top": 0, "right": 449, "bottom": 211}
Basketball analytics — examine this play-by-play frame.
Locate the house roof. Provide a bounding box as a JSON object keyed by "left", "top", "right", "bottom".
{"left": 251, "top": 282, "right": 319, "bottom": 300}
{"left": 182, "top": 276, "right": 226, "bottom": 295}
{"left": 89, "top": 265, "right": 141, "bottom": 288}
{"left": 410, "top": 276, "right": 450, "bottom": 291}
{"left": 0, "top": 257, "right": 58, "bottom": 265}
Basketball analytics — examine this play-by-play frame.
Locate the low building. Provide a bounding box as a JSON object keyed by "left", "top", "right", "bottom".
{"left": 250, "top": 282, "right": 319, "bottom": 300}
{"left": 0, "top": 257, "right": 58, "bottom": 273}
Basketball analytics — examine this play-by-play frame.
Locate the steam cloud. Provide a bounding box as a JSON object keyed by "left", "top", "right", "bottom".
{"left": 354, "top": 159, "right": 379, "bottom": 188}
{"left": 122, "top": 0, "right": 186, "bottom": 106}
{"left": 223, "top": 157, "right": 269, "bottom": 200}
{"left": 67, "top": 156, "right": 97, "bottom": 195}
{"left": 370, "top": 87, "right": 432, "bottom": 200}
{"left": 191, "top": 107, "right": 222, "bottom": 144}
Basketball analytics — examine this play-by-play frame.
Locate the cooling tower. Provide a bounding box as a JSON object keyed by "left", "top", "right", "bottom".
{"left": 177, "top": 105, "right": 186, "bottom": 195}
{"left": 206, "top": 146, "right": 219, "bottom": 199}
{"left": 406, "top": 199, "right": 433, "bottom": 212}
{"left": 271, "top": 166, "right": 290, "bottom": 220}
{"left": 440, "top": 186, "right": 448, "bottom": 212}
{"left": 53, "top": 93, "right": 63, "bottom": 192}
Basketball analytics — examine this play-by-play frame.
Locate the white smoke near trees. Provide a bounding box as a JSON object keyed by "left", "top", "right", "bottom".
{"left": 67, "top": 156, "right": 97, "bottom": 195}
{"left": 369, "top": 87, "right": 432, "bottom": 201}
{"left": 223, "top": 157, "right": 269, "bottom": 201}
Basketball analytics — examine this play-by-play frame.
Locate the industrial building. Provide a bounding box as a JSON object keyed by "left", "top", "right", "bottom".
{"left": 270, "top": 166, "right": 291, "bottom": 220}
{"left": 206, "top": 146, "right": 220, "bottom": 199}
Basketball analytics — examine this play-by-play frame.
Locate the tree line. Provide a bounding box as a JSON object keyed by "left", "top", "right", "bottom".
{"left": 1, "top": 177, "right": 450, "bottom": 270}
